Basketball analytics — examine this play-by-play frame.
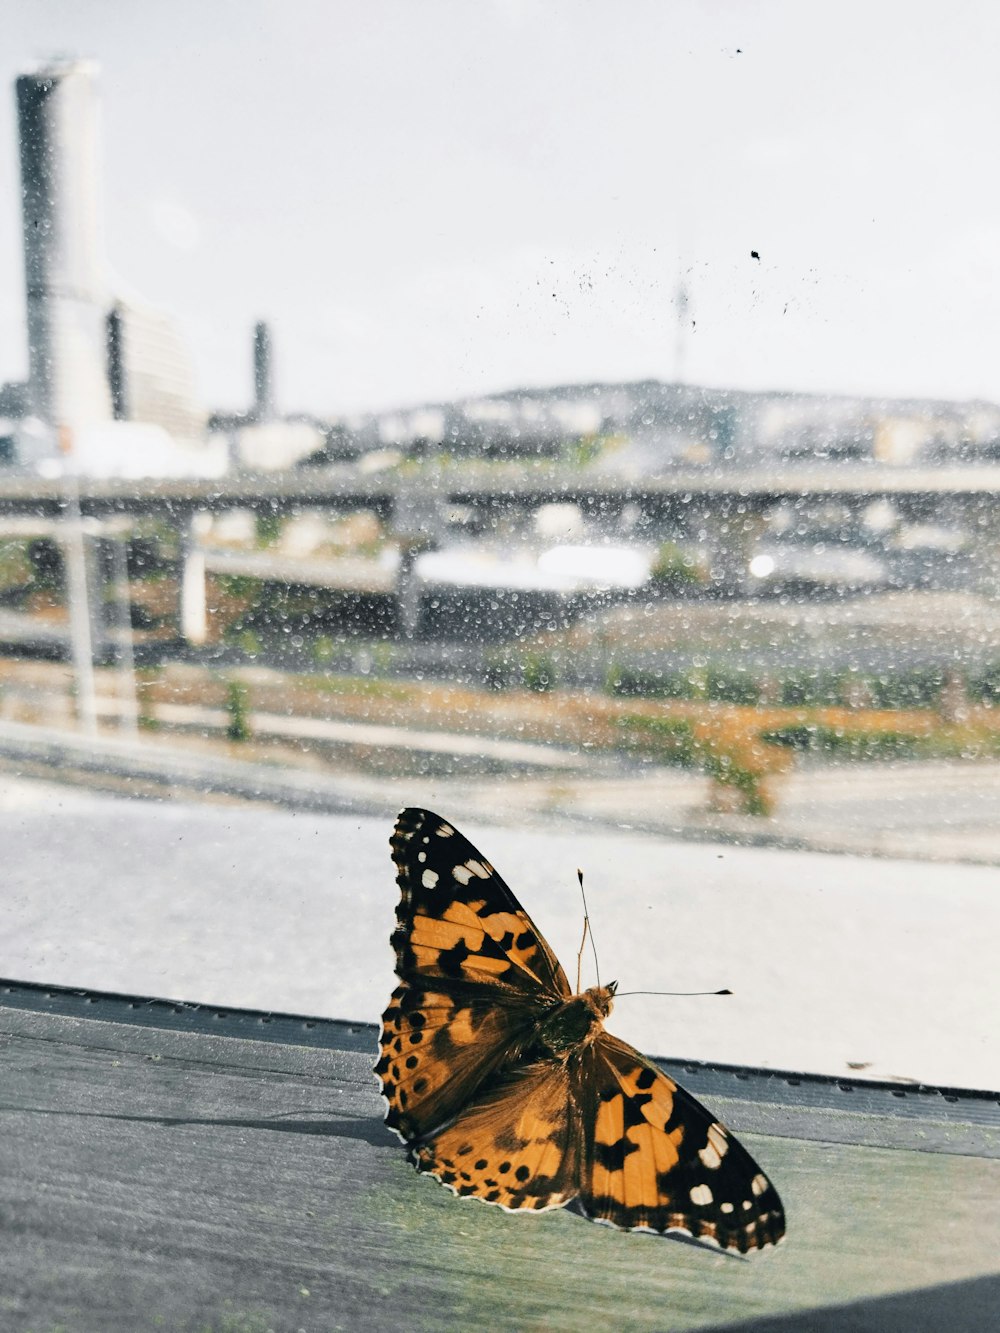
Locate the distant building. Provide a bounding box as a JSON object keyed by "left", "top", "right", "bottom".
{"left": 207, "top": 323, "right": 326, "bottom": 471}
{"left": 873, "top": 415, "right": 935, "bottom": 466}
{"left": 106, "top": 299, "right": 205, "bottom": 441}
{"left": 235, "top": 419, "right": 324, "bottom": 471}
{"left": 17, "top": 59, "right": 113, "bottom": 429}
{"left": 11, "top": 59, "right": 212, "bottom": 474}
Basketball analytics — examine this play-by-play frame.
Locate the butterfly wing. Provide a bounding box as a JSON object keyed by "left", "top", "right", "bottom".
{"left": 378, "top": 982, "right": 543, "bottom": 1141}
{"left": 388, "top": 807, "right": 570, "bottom": 997}
{"left": 579, "top": 1033, "right": 786, "bottom": 1252}
{"left": 378, "top": 807, "right": 571, "bottom": 1141}
{"left": 410, "top": 1057, "right": 582, "bottom": 1212}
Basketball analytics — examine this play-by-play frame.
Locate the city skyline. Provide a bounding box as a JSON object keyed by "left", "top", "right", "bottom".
{"left": 2, "top": 1, "right": 1000, "bottom": 420}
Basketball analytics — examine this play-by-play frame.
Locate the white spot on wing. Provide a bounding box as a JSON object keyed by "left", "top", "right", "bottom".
{"left": 436, "top": 824, "right": 455, "bottom": 838}
{"left": 699, "top": 1122, "right": 729, "bottom": 1170}
{"left": 453, "top": 865, "right": 473, "bottom": 886}
{"left": 720, "top": 1202, "right": 734, "bottom": 1214}
{"left": 751, "top": 1173, "right": 769, "bottom": 1196}
{"left": 422, "top": 869, "right": 439, "bottom": 889}
{"left": 698, "top": 1144, "right": 722, "bottom": 1170}
{"left": 689, "top": 1184, "right": 713, "bottom": 1207}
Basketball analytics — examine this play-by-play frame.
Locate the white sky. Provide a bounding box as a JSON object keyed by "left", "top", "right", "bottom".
{"left": 1, "top": 0, "right": 999, "bottom": 417}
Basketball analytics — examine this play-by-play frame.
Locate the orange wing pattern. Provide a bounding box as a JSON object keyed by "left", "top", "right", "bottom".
{"left": 412, "top": 1059, "right": 581, "bottom": 1212}
{"left": 378, "top": 983, "right": 540, "bottom": 1142}
{"left": 387, "top": 807, "right": 569, "bottom": 997}
{"left": 376, "top": 807, "right": 786, "bottom": 1253}
{"left": 580, "top": 1035, "right": 785, "bottom": 1252}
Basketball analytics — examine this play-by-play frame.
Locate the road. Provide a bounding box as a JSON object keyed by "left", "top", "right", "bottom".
{"left": 1, "top": 706, "right": 999, "bottom": 864}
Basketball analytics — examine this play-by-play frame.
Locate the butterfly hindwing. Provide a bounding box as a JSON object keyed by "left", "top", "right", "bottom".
{"left": 579, "top": 1034, "right": 785, "bottom": 1253}
{"left": 389, "top": 807, "right": 570, "bottom": 998}
{"left": 411, "top": 1058, "right": 582, "bottom": 1212}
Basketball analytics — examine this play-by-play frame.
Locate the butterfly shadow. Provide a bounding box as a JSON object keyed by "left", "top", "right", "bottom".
{"left": 0, "top": 1103, "right": 390, "bottom": 1148}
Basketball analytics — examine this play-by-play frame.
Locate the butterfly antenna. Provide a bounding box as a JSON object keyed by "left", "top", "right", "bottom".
{"left": 615, "top": 988, "right": 733, "bottom": 997}
{"left": 576, "top": 869, "right": 601, "bottom": 992}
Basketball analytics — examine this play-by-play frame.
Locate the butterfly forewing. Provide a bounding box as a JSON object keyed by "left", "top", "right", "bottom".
{"left": 377, "top": 982, "right": 541, "bottom": 1141}
{"left": 380, "top": 807, "right": 570, "bottom": 1140}
{"left": 579, "top": 1035, "right": 785, "bottom": 1253}
{"left": 389, "top": 807, "right": 570, "bottom": 998}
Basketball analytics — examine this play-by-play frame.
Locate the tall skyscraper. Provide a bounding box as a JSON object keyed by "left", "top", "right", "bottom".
{"left": 16, "top": 59, "right": 113, "bottom": 429}
{"left": 14, "top": 59, "right": 206, "bottom": 455}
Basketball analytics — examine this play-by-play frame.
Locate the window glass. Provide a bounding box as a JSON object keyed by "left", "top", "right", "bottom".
{"left": 1, "top": 2, "right": 998, "bottom": 1092}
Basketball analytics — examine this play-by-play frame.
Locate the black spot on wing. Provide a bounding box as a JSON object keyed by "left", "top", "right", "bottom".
{"left": 436, "top": 938, "right": 471, "bottom": 978}
{"left": 592, "top": 1137, "right": 639, "bottom": 1172}
{"left": 621, "top": 1093, "right": 653, "bottom": 1130}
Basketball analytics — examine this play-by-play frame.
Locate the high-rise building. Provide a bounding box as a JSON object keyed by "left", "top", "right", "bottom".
{"left": 14, "top": 58, "right": 207, "bottom": 456}
{"left": 17, "top": 59, "right": 113, "bottom": 428}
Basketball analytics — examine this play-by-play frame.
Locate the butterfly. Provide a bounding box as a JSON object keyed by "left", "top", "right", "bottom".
{"left": 375, "top": 807, "right": 785, "bottom": 1253}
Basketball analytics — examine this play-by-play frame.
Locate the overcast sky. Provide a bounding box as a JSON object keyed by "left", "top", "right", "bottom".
{"left": 2, "top": 1, "right": 999, "bottom": 418}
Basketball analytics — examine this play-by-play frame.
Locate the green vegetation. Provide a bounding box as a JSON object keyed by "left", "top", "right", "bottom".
{"left": 970, "top": 664, "right": 1000, "bottom": 704}
{"left": 761, "top": 724, "right": 923, "bottom": 761}
{"left": 778, "top": 670, "right": 845, "bottom": 707}
{"left": 0, "top": 539, "right": 33, "bottom": 587}
{"left": 701, "top": 748, "right": 773, "bottom": 816}
{"left": 866, "top": 667, "right": 948, "bottom": 710}
{"left": 614, "top": 712, "right": 787, "bottom": 815}
{"left": 225, "top": 680, "right": 251, "bottom": 742}
{"left": 313, "top": 672, "right": 422, "bottom": 702}
{"left": 234, "top": 629, "right": 263, "bottom": 659}
{"left": 605, "top": 658, "right": 1000, "bottom": 715}
{"left": 255, "top": 511, "right": 284, "bottom": 548}
{"left": 560, "top": 433, "right": 620, "bottom": 468}
{"left": 606, "top": 664, "right": 711, "bottom": 699}
{"left": 704, "top": 665, "right": 761, "bottom": 706}
{"left": 135, "top": 669, "right": 161, "bottom": 731}
{"left": 761, "top": 720, "right": 1000, "bottom": 763}
{"left": 522, "top": 651, "right": 558, "bottom": 692}
{"left": 607, "top": 662, "right": 760, "bottom": 704}
{"left": 312, "top": 634, "right": 336, "bottom": 666}
{"left": 649, "top": 540, "right": 704, "bottom": 591}
{"left": 215, "top": 574, "right": 264, "bottom": 601}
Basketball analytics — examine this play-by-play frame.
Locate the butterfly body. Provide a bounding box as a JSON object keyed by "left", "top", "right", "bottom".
{"left": 534, "top": 983, "right": 615, "bottom": 1055}
{"left": 377, "top": 807, "right": 785, "bottom": 1253}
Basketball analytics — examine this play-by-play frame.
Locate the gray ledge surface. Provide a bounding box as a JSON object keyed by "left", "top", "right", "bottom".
{"left": 2, "top": 982, "right": 999, "bottom": 1333}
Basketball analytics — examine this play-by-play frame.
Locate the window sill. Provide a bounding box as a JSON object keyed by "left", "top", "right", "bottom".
{"left": 2, "top": 980, "right": 998, "bottom": 1331}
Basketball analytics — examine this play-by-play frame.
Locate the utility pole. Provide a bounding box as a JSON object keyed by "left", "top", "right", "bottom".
{"left": 61, "top": 428, "right": 99, "bottom": 736}
{"left": 673, "top": 278, "right": 689, "bottom": 385}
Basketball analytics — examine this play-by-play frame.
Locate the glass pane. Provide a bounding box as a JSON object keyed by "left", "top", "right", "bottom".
{"left": 1, "top": 4, "right": 998, "bottom": 1094}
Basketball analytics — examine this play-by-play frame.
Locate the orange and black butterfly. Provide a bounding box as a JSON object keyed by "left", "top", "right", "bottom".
{"left": 376, "top": 807, "right": 785, "bottom": 1253}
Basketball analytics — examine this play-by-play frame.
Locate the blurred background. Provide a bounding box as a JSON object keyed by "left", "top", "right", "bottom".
{"left": 1, "top": 1, "right": 998, "bottom": 1089}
